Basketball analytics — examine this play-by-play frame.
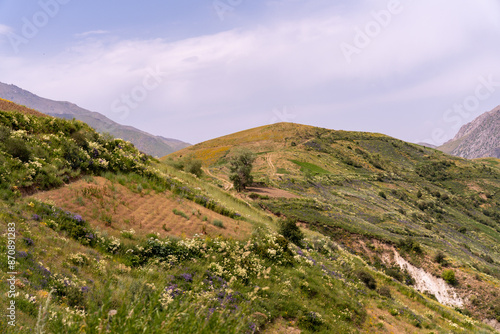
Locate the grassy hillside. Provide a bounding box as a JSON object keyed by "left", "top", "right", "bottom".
{"left": 169, "top": 122, "right": 500, "bottom": 327}
{"left": 1, "top": 113, "right": 500, "bottom": 333}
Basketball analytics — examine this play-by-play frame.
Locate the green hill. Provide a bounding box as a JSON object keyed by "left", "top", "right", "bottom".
{"left": 1, "top": 113, "right": 500, "bottom": 333}
{"left": 169, "top": 122, "right": 500, "bottom": 327}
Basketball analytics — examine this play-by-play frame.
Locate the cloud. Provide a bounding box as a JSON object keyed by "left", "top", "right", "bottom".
{"left": 0, "top": 24, "right": 13, "bottom": 40}
{"left": 0, "top": 24, "right": 12, "bottom": 35}
{"left": 0, "top": 0, "right": 499, "bottom": 143}
{"left": 74, "top": 30, "right": 110, "bottom": 38}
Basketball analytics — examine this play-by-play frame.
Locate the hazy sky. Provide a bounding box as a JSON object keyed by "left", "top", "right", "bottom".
{"left": 1, "top": 0, "right": 499, "bottom": 145}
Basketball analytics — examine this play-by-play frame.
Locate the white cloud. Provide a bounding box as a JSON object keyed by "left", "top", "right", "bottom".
{"left": 0, "top": 24, "right": 13, "bottom": 37}
{"left": 0, "top": 0, "right": 499, "bottom": 143}
{"left": 74, "top": 30, "right": 110, "bottom": 38}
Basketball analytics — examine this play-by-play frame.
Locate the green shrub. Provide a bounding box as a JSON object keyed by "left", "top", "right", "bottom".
{"left": 398, "top": 237, "right": 423, "bottom": 254}
{"left": 378, "top": 286, "right": 392, "bottom": 298}
{"left": 212, "top": 219, "right": 225, "bottom": 229}
{"left": 442, "top": 269, "right": 457, "bottom": 285}
{"left": 481, "top": 254, "right": 494, "bottom": 264}
{"left": 379, "top": 191, "right": 387, "bottom": 199}
{"left": 249, "top": 193, "right": 260, "bottom": 200}
{"left": 279, "top": 218, "right": 304, "bottom": 247}
{"left": 0, "top": 124, "right": 10, "bottom": 141}
{"left": 298, "top": 311, "right": 325, "bottom": 331}
{"left": 356, "top": 270, "right": 377, "bottom": 290}
{"left": 433, "top": 251, "right": 447, "bottom": 265}
{"left": 184, "top": 158, "right": 203, "bottom": 177}
{"left": 173, "top": 209, "right": 189, "bottom": 219}
{"left": 385, "top": 267, "right": 403, "bottom": 282}
{"left": 4, "top": 137, "right": 31, "bottom": 162}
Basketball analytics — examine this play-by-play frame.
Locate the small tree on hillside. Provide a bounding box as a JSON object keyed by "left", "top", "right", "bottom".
{"left": 229, "top": 149, "right": 255, "bottom": 192}
{"left": 279, "top": 217, "right": 304, "bottom": 247}
{"left": 184, "top": 156, "right": 203, "bottom": 177}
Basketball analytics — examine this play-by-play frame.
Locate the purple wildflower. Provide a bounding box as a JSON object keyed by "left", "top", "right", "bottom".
{"left": 248, "top": 322, "right": 257, "bottom": 333}
{"left": 180, "top": 273, "right": 193, "bottom": 282}
{"left": 23, "top": 237, "right": 34, "bottom": 246}
{"left": 16, "top": 251, "right": 28, "bottom": 258}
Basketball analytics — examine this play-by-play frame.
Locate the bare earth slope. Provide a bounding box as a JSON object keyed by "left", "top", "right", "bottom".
{"left": 33, "top": 176, "right": 251, "bottom": 240}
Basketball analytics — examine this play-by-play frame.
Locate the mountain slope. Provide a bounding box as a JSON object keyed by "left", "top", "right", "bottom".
{"left": 168, "top": 122, "right": 500, "bottom": 326}
{"left": 0, "top": 82, "right": 190, "bottom": 157}
{"left": 439, "top": 106, "right": 500, "bottom": 159}
{"left": 2, "top": 114, "right": 500, "bottom": 333}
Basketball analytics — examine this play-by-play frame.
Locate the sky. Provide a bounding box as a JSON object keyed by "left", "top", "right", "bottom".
{"left": 0, "top": 0, "right": 499, "bottom": 145}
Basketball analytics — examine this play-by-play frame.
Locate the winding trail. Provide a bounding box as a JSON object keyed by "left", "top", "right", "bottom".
{"left": 203, "top": 168, "right": 233, "bottom": 191}
{"left": 266, "top": 153, "right": 276, "bottom": 177}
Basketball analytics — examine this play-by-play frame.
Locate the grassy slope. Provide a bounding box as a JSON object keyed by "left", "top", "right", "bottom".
{"left": 1, "top": 111, "right": 499, "bottom": 333}
{"left": 168, "top": 122, "right": 500, "bottom": 324}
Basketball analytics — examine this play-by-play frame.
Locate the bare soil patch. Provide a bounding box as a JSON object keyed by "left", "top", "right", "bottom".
{"left": 246, "top": 186, "right": 300, "bottom": 199}
{"left": 32, "top": 177, "right": 252, "bottom": 240}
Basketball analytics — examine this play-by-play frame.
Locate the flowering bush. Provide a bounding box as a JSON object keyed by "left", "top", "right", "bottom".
{"left": 67, "top": 253, "right": 89, "bottom": 266}
{"left": 0, "top": 110, "right": 151, "bottom": 194}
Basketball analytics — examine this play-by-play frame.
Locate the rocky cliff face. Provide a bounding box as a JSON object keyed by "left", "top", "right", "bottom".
{"left": 439, "top": 106, "right": 500, "bottom": 159}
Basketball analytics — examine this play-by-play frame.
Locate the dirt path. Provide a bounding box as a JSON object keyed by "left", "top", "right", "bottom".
{"left": 266, "top": 153, "right": 276, "bottom": 177}
{"left": 203, "top": 168, "right": 233, "bottom": 191}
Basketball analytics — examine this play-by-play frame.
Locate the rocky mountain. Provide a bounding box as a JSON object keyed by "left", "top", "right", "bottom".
{"left": 0, "top": 82, "right": 190, "bottom": 157}
{"left": 439, "top": 106, "right": 500, "bottom": 159}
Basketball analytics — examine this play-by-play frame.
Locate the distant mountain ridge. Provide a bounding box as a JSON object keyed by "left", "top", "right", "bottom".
{"left": 0, "top": 82, "right": 190, "bottom": 157}
{"left": 439, "top": 106, "right": 500, "bottom": 159}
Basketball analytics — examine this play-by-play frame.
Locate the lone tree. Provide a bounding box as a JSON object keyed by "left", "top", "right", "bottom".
{"left": 229, "top": 149, "right": 255, "bottom": 192}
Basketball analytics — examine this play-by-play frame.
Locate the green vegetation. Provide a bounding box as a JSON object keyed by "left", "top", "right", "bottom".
{"left": 168, "top": 122, "right": 500, "bottom": 327}
{"left": 356, "top": 270, "right": 377, "bottom": 290}
{"left": 229, "top": 149, "right": 255, "bottom": 191}
{"left": 0, "top": 109, "right": 153, "bottom": 200}
{"left": 290, "top": 160, "right": 330, "bottom": 175}
{"left": 1, "top": 112, "right": 500, "bottom": 333}
{"left": 212, "top": 219, "right": 225, "bottom": 229}
{"left": 166, "top": 155, "right": 203, "bottom": 177}
{"left": 279, "top": 218, "right": 304, "bottom": 247}
{"left": 442, "top": 269, "right": 457, "bottom": 285}
{"left": 173, "top": 208, "right": 189, "bottom": 219}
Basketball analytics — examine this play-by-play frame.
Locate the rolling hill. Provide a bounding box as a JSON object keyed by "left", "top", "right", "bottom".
{"left": 439, "top": 106, "right": 500, "bottom": 159}
{"left": 2, "top": 108, "right": 500, "bottom": 333}
{"left": 0, "top": 82, "right": 190, "bottom": 157}
{"left": 168, "top": 122, "right": 500, "bottom": 329}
